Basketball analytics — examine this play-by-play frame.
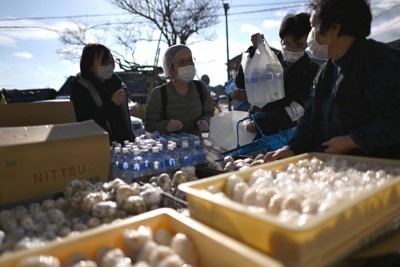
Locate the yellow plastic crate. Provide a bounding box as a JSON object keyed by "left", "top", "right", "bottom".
{"left": 0, "top": 208, "right": 283, "bottom": 267}
{"left": 179, "top": 153, "right": 400, "bottom": 267}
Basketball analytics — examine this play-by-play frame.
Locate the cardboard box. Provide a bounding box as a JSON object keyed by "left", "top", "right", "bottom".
{"left": 0, "top": 208, "right": 284, "bottom": 267}
{"left": 0, "top": 101, "right": 76, "bottom": 127}
{"left": 179, "top": 153, "right": 400, "bottom": 267}
{"left": 0, "top": 120, "right": 110, "bottom": 205}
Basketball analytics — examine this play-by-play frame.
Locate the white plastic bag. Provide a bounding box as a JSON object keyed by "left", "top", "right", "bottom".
{"left": 209, "top": 111, "right": 256, "bottom": 150}
{"left": 244, "top": 35, "right": 285, "bottom": 108}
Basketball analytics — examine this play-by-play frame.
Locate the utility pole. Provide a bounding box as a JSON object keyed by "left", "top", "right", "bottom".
{"left": 223, "top": 2, "right": 231, "bottom": 111}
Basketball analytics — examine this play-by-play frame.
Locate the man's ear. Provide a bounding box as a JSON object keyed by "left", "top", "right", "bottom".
{"left": 332, "top": 23, "right": 341, "bottom": 36}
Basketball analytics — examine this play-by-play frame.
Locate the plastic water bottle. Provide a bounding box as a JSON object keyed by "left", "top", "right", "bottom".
{"left": 157, "top": 143, "right": 166, "bottom": 171}
{"left": 179, "top": 140, "right": 193, "bottom": 166}
{"left": 193, "top": 139, "right": 206, "bottom": 165}
{"left": 119, "top": 147, "right": 131, "bottom": 184}
{"left": 130, "top": 147, "right": 141, "bottom": 180}
{"left": 158, "top": 136, "right": 168, "bottom": 150}
{"left": 112, "top": 146, "right": 122, "bottom": 179}
{"left": 268, "top": 63, "right": 285, "bottom": 102}
{"left": 165, "top": 143, "right": 178, "bottom": 171}
{"left": 141, "top": 146, "right": 151, "bottom": 176}
{"left": 151, "top": 146, "right": 163, "bottom": 175}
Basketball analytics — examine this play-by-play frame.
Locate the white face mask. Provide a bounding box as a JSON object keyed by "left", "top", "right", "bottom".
{"left": 282, "top": 49, "right": 304, "bottom": 63}
{"left": 176, "top": 65, "right": 196, "bottom": 83}
{"left": 96, "top": 64, "right": 115, "bottom": 81}
{"left": 307, "top": 28, "right": 328, "bottom": 60}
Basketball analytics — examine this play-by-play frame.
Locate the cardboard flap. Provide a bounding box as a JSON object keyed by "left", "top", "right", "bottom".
{"left": 0, "top": 101, "right": 76, "bottom": 127}
{"left": 0, "top": 120, "right": 108, "bottom": 146}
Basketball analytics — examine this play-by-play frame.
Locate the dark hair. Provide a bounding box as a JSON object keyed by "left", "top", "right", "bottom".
{"left": 80, "top": 43, "right": 113, "bottom": 79}
{"left": 279, "top": 12, "right": 312, "bottom": 41}
{"left": 308, "top": 0, "right": 372, "bottom": 37}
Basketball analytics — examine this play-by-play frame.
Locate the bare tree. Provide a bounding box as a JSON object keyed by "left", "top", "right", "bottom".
{"left": 108, "top": 0, "right": 220, "bottom": 46}
{"left": 57, "top": 20, "right": 113, "bottom": 61}
{"left": 57, "top": 0, "right": 220, "bottom": 70}
{"left": 57, "top": 19, "right": 144, "bottom": 69}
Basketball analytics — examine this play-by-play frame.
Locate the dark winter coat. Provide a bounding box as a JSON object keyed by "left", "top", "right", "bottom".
{"left": 288, "top": 38, "right": 400, "bottom": 159}
{"left": 70, "top": 73, "right": 134, "bottom": 144}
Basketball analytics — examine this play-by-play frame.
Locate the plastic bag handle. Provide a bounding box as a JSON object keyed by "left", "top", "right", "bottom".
{"left": 235, "top": 112, "right": 268, "bottom": 147}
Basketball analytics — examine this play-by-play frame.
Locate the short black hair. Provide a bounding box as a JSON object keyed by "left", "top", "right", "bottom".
{"left": 80, "top": 43, "right": 113, "bottom": 79}
{"left": 279, "top": 12, "right": 312, "bottom": 41}
{"left": 309, "top": 0, "right": 372, "bottom": 37}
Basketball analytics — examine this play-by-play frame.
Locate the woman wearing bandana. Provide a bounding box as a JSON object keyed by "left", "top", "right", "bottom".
{"left": 145, "top": 44, "right": 215, "bottom": 137}
{"left": 70, "top": 43, "right": 134, "bottom": 144}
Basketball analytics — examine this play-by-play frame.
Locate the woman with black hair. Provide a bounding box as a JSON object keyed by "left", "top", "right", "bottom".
{"left": 70, "top": 43, "right": 134, "bottom": 144}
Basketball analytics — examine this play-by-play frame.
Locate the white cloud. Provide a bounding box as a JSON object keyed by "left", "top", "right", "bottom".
{"left": 14, "top": 51, "right": 33, "bottom": 59}
{"left": 0, "top": 35, "right": 16, "bottom": 46}
{"left": 34, "top": 67, "right": 56, "bottom": 77}
{"left": 0, "top": 19, "right": 81, "bottom": 44}
{"left": 370, "top": 0, "right": 400, "bottom": 42}
{"left": 261, "top": 19, "right": 281, "bottom": 29}
{"left": 61, "top": 59, "right": 73, "bottom": 64}
{"left": 240, "top": 24, "right": 261, "bottom": 36}
{"left": 371, "top": 17, "right": 400, "bottom": 42}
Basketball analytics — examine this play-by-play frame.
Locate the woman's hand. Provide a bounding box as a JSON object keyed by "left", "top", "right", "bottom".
{"left": 111, "top": 89, "right": 126, "bottom": 106}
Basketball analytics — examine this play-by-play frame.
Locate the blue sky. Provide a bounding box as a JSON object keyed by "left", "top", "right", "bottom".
{"left": 0, "top": 0, "right": 399, "bottom": 90}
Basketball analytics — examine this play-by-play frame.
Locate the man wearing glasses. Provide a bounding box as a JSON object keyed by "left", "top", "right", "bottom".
{"left": 233, "top": 12, "right": 320, "bottom": 138}
{"left": 265, "top": 0, "right": 400, "bottom": 161}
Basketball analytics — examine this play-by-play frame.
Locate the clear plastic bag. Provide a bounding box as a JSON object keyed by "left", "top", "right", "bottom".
{"left": 243, "top": 35, "right": 285, "bottom": 108}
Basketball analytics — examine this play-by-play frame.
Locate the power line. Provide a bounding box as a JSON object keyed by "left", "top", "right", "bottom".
{"left": 0, "top": 1, "right": 391, "bottom": 31}
{"left": 0, "top": 3, "right": 304, "bottom": 32}
{"left": 0, "top": 1, "right": 306, "bottom": 23}
{"left": 0, "top": 13, "right": 128, "bottom": 22}
{"left": 231, "top": 1, "right": 306, "bottom": 8}
{"left": 228, "top": 4, "right": 304, "bottom": 15}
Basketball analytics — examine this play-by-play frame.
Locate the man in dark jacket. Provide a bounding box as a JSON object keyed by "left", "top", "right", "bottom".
{"left": 233, "top": 13, "right": 320, "bottom": 137}
{"left": 265, "top": 0, "right": 400, "bottom": 161}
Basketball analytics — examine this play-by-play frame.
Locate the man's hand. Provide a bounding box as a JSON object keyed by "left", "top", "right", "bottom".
{"left": 264, "top": 147, "right": 295, "bottom": 162}
{"left": 251, "top": 33, "right": 265, "bottom": 49}
{"left": 322, "top": 135, "right": 359, "bottom": 154}
{"left": 245, "top": 121, "right": 257, "bottom": 133}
